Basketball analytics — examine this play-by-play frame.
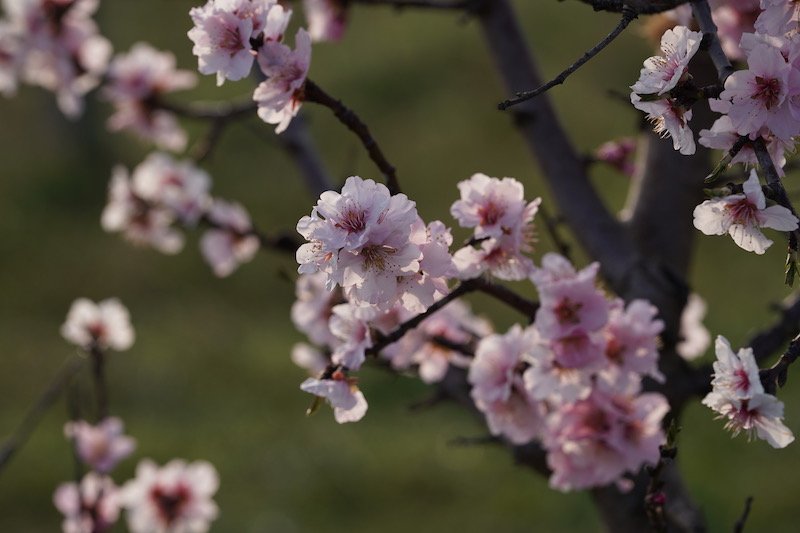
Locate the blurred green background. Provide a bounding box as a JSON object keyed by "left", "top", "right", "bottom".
{"left": 1, "top": 0, "right": 800, "bottom": 531}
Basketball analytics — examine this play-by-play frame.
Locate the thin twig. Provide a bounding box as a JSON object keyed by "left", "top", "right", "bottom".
{"left": 733, "top": 496, "right": 754, "bottom": 533}
{"left": 538, "top": 204, "right": 572, "bottom": 262}
{"left": 574, "top": 0, "right": 688, "bottom": 14}
{"left": 89, "top": 345, "right": 109, "bottom": 421}
{"left": 759, "top": 333, "right": 800, "bottom": 395}
{"left": 0, "top": 357, "right": 84, "bottom": 474}
{"left": 303, "top": 79, "right": 401, "bottom": 195}
{"left": 348, "top": 0, "right": 476, "bottom": 9}
{"left": 498, "top": 8, "right": 636, "bottom": 110}
{"left": 704, "top": 135, "right": 748, "bottom": 184}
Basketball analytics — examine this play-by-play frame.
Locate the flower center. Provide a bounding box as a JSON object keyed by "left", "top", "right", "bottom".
{"left": 753, "top": 76, "right": 781, "bottom": 110}
{"left": 150, "top": 484, "right": 191, "bottom": 525}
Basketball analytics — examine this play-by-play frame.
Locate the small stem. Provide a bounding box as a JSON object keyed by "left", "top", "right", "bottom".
{"left": 303, "top": 79, "right": 401, "bottom": 195}
{"left": 90, "top": 345, "right": 109, "bottom": 421}
{"left": 0, "top": 357, "right": 84, "bottom": 475}
{"left": 733, "top": 496, "right": 754, "bottom": 533}
{"left": 348, "top": 0, "right": 476, "bottom": 9}
{"left": 759, "top": 333, "right": 800, "bottom": 395}
{"left": 498, "top": 8, "right": 636, "bottom": 110}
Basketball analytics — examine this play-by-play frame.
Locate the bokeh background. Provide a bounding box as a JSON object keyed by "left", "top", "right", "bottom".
{"left": 1, "top": 0, "right": 800, "bottom": 531}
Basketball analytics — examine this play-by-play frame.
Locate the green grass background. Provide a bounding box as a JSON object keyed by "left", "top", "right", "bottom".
{"left": 1, "top": 1, "right": 799, "bottom": 531}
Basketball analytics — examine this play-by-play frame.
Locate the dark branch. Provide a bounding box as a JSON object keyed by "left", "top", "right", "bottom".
{"left": 155, "top": 98, "right": 257, "bottom": 121}
{"left": 538, "top": 204, "right": 573, "bottom": 262}
{"left": 347, "top": 0, "right": 476, "bottom": 10}
{"left": 759, "top": 333, "right": 800, "bottom": 395}
{"left": 749, "top": 292, "right": 800, "bottom": 366}
{"left": 574, "top": 0, "right": 688, "bottom": 14}
{"left": 691, "top": 0, "right": 735, "bottom": 84}
{"left": 304, "top": 79, "right": 401, "bottom": 195}
{"left": 704, "top": 135, "right": 748, "bottom": 184}
{"left": 0, "top": 357, "right": 84, "bottom": 474}
{"left": 498, "top": 9, "right": 636, "bottom": 110}
{"left": 733, "top": 496, "right": 754, "bottom": 533}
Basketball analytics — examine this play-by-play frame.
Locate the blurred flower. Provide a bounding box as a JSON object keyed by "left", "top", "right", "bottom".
{"left": 54, "top": 473, "right": 119, "bottom": 533}
{"left": 594, "top": 138, "right": 637, "bottom": 178}
{"left": 61, "top": 298, "right": 134, "bottom": 352}
{"left": 676, "top": 293, "right": 711, "bottom": 361}
{"left": 199, "top": 199, "right": 260, "bottom": 277}
{"left": 64, "top": 417, "right": 136, "bottom": 473}
{"left": 303, "top": 0, "right": 348, "bottom": 42}
{"left": 301, "top": 368, "right": 368, "bottom": 423}
{"left": 121, "top": 458, "right": 219, "bottom": 533}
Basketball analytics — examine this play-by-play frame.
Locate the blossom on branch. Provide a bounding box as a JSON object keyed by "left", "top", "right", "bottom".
{"left": 702, "top": 335, "right": 795, "bottom": 448}
{"left": 61, "top": 297, "right": 135, "bottom": 352}
{"left": 64, "top": 417, "right": 136, "bottom": 473}
{"left": 199, "top": 199, "right": 260, "bottom": 277}
{"left": 121, "top": 459, "right": 220, "bottom": 533}
{"left": 693, "top": 170, "right": 798, "bottom": 254}
{"left": 104, "top": 43, "right": 197, "bottom": 151}
{"left": 300, "top": 368, "right": 368, "bottom": 423}
{"left": 254, "top": 27, "right": 311, "bottom": 133}
{"left": 54, "top": 473, "right": 120, "bottom": 533}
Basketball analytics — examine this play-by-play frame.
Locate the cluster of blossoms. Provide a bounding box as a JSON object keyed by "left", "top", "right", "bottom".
{"left": 702, "top": 335, "right": 794, "bottom": 448}
{"left": 293, "top": 173, "right": 543, "bottom": 422}
{"left": 187, "top": 0, "right": 311, "bottom": 133}
{"left": 291, "top": 175, "right": 672, "bottom": 492}
{"left": 56, "top": 298, "right": 220, "bottom": 533}
{"left": 104, "top": 43, "right": 198, "bottom": 152}
{"left": 631, "top": 2, "right": 800, "bottom": 255}
{"left": 0, "top": 0, "right": 111, "bottom": 116}
{"left": 101, "top": 151, "right": 260, "bottom": 277}
{"left": 469, "top": 253, "right": 669, "bottom": 491}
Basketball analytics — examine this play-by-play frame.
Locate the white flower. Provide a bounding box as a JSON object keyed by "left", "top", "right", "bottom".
{"left": 61, "top": 298, "right": 135, "bottom": 352}
{"left": 121, "top": 459, "right": 219, "bottom": 533}
{"left": 301, "top": 372, "right": 368, "bottom": 423}
{"left": 631, "top": 25, "right": 703, "bottom": 96}
{"left": 199, "top": 199, "right": 260, "bottom": 277}
{"left": 676, "top": 293, "right": 711, "bottom": 361}
{"left": 693, "top": 170, "right": 798, "bottom": 254}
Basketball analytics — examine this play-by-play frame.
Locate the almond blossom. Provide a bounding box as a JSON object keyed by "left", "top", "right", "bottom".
{"left": 630, "top": 26, "right": 702, "bottom": 156}
{"left": 291, "top": 342, "right": 329, "bottom": 376}
{"left": 61, "top": 298, "right": 135, "bottom": 352}
{"left": 300, "top": 368, "right": 368, "bottom": 423}
{"left": 594, "top": 137, "right": 637, "bottom": 177}
{"left": 296, "top": 176, "right": 424, "bottom": 311}
{"left": 469, "top": 325, "right": 545, "bottom": 444}
{"left": 702, "top": 335, "right": 794, "bottom": 448}
{"left": 303, "top": 0, "right": 347, "bottom": 42}
{"left": 693, "top": 170, "right": 799, "bottom": 254}
{"left": 101, "top": 166, "right": 185, "bottom": 254}
{"left": 544, "top": 390, "right": 668, "bottom": 491}
{"left": 450, "top": 174, "right": 541, "bottom": 281}
{"left": 328, "top": 302, "right": 373, "bottom": 370}
{"left": 54, "top": 473, "right": 119, "bottom": 533}
{"left": 199, "top": 199, "right": 260, "bottom": 277}
{"left": 254, "top": 28, "right": 311, "bottom": 133}
{"left": 676, "top": 293, "right": 711, "bottom": 361}
{"left": 522, "top": 329, "right": 595, "bottom": 404}
{"left": 600, "top": 299, "right": 665, "bottom": 385}
{"left": 383, "top": 299, "right": 491, "bottom": 383}
{"left": 291, "top": 272, "right": 341, "bottom": 347}
{"left": 121, "top": 459, "right": 219, "bottom": 533}
{"left": 756, "top": 0, "right": 800, "bottom": 37}
{"left": 4, "top": 0, "right": 111, "bottom": 116}
{"left": 631, "top": 26, "right": 702, "bottom": 96}
{"left": 64, "top": 417, "right": 136, "bottom": 473}
{"left": 0, "top": 21, "right": 20, "bottom": 96}
{"left": 104, "top": 43, "right": 197, "bottom": 151}
{"left": 188, "top": 0, "right": 291, "bottom": 86}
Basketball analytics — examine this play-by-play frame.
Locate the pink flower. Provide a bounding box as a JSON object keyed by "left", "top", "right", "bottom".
{"left": 104, "top": 43, "right": 197, "bottom": 151}
{"left": 54, "top": 473, "right": 119, "bottom": 533}
{"left": 121, "top": 459, "right": 220, "bottom": 533}
{"left": 254, "top": 28, "right": 311, "bottom": 133}
{"left": 522, "top": 329, "right": 594, "bottom": 404}
{"left": 395, "top": 219, "right": 455, "bottom": 313}
{"left": 693, "top": 170, "right": 798, "bottom": 254}
{"left": 699, "top": 114, "right": 790, "bottom": 174}
{"left": 291, "top": 272, "right": 341, "bottom": 347}
{"left": 717, "top": 42, "right": 796, "bottom": 139}
{"left": 450, "top": 174, "right": 541, "bottom": 281}
{"left": 707, "top": 335, "right": 763, "bottom": 399}
{"left": 5, "top": 0, "right": 111, "bottom": 116}
{"left": 631, "top": 25, "right": 702, "bottom": 96}
{"left": 703, "top": 391, "right": 795, "bottom": 448}
{"left": 101, "top": 166, "right": 185, "bottom": 254}
{"left": 0, "top": 21, "right": 20, "bottom": 96}
{"left": 329, "top": 302, "right": 373, "bottom": 370}
{"left": 300, "top": 370, "right": 368, "bottom": 423}
{"left": 61, "top": 298, "right": 135, "bottom": 351}
{"left": 199, "top": 199, "right": 260, "bottom": 277}
{"left": 383, "top": 299, "right": 491, "bottom": 383}
{"left": 130, "top": 153, "right": 211, "bottom": 225}
{"left": 291, "top": 342, "right": 329, "bottom": 376}
{"left": 713, "top": 2, "right": 760, "bottom": 60}
{"left": 64, "top": 417, "right": 136, "bottom": 473}
{"left": 188, "top": 0, "right": 290, "bottom": 86}
{"left": 601, "top": 299, "right": 665, "bottom": 383}
{"left": 532, "top": 255, "right": 609, "bottom": 341}
{"left": 631, "top": 94, "right": 696, "bottom": 155}
{"left": 469, "top": 325, "right": 545, "bottom": 444}
{"left": 303, "top": 0, "right": 348, "bottom": 42}
{"left": 594, "top": 138, "right": 637, "bottom": 177}
{"left": 545, "top": 390, "right": 669, "bottom": 491}
{"left": 756, "top": 0, "right": 800, "bottom": 36}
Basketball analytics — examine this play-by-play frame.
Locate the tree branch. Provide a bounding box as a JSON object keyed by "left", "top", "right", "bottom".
{"left": 733, "top": 496, "right": 754, "bottom": 533}
{"left": 304, "top": 79, "right": 401, "bottom": 195}
{"left": 498, "top": 8, "right": 637, "bottom": 110}
{"left": 759, "top": 333, "right": 800, "bottom": 395}
{"left": 0, "top": 357, "right": 84, "bottom": 475}
{"left": 573, "top": 0, "right": 689, "bottom": 14}
{"left": 691, "top": 0, "right": 735, "bottom": 84}
{"left": 347, "top": 0, "right": 476, "bottom": 10}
